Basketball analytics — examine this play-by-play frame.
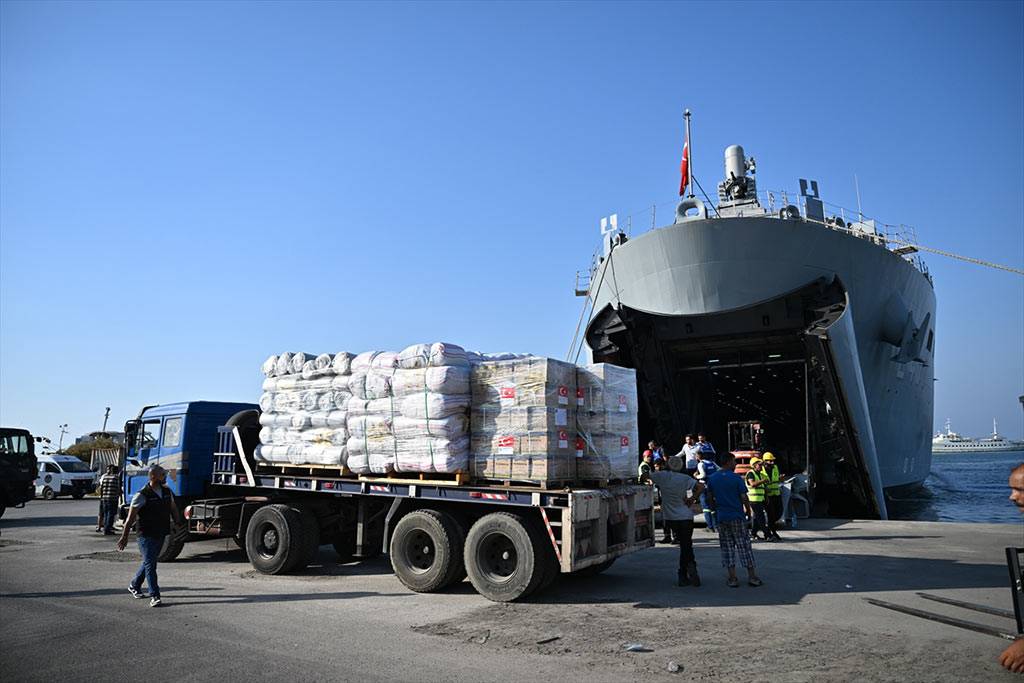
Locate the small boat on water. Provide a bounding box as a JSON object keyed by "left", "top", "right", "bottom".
{"left": 931, "top": 419, "right": 1024, "bottom": 453}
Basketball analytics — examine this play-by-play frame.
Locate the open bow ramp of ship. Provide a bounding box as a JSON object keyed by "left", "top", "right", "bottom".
{"left": 584, "top": 145, "right": 936, "bottom": 519}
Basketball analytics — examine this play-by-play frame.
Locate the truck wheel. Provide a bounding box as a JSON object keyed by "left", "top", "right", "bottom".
{"left": 290, "top": 508, "right": 321, "bottom": 572}
{"left": 572, "top": 558, "right": 616, "bottom": 577}
{"left": 158, "top": 533, "right": 186, "bottom": 562}
{"left": 71, "top": 490, "right": 85, "bottom": 500}
{"left": 464, "top": 512, "right": 547, "bottom": 602}
{"left": 537, "top": 547, "right": 560, "bottom": 592}
{"left": 42, "top": 487, "right": 55, "bottom": 501}
{"left": 245, "top": 504, "right": 305, "bottom": 575}
{"left": 0, "top": 505, "right": 5, "bottom": 518}
{"left": 442, "top": 512, "right": 469, "bottom": 587}
{"left": 389, "top": 509, "right": 464, "bottom": 593}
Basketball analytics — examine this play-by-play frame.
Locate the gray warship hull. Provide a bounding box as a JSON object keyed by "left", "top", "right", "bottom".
{"left": 585, "top": 212, "right": 936, "bottom": 519}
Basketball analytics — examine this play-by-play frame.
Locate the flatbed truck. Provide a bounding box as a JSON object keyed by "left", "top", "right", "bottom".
{"left": 123, "top": 403, "right": 654, "bottom": 602}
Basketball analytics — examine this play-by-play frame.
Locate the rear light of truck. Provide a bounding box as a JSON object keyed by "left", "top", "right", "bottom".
{"left": 184, "top": 506, "right": 193, "bottom": 520}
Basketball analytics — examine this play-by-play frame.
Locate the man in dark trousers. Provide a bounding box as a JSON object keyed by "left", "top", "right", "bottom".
{"left": 744, "top": 457, "right": 771, "bottom": 541}
{"left": 116, "top": 465, "right": 183, "bottom": 607}
{"left": 643, "top": 455, "right": 704, "bottom": 587}
{"left": 97, "top": 465, "right": 121, "bottom": 535}
{"left": 761, "top": 452, "right": 784, "bottom": 541}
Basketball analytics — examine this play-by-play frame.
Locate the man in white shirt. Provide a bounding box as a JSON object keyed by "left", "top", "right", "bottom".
{"left": 642, "top": 455, "right": 704, "bottom": 587}
{"left": 677, "top": 434, "right": 701, "bottom": 476}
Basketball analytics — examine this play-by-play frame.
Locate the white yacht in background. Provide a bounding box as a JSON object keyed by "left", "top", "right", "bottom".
{"left": 932, "top": 419, "right": 1024, "bottom": 453}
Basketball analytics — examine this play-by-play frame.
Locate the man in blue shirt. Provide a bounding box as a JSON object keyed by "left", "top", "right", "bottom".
{"left": 705, "top": 453, "right": 763, "bottom": 588}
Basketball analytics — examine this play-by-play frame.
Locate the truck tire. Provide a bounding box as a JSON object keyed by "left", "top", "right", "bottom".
{"left": 158, "top": 532, "right": 186, "bottom": 562}
{"left": 71, "top": 490, "right": 86, "bottom": 500}
{"left": 442, "top": 511, "right": 469, "bottom": 587}
{"left": 464, "top": 512, "right": 547, "bottom": 602}
{"left": 289, "top": 508, "right": 321, "bottom": 572}
{"left": 389, "top": 509, "right": 464, "bottom": 593}
{"left": 0, "top": 505, "right": 5, "bottom": 519}
{"left": 572, "top": 558, "right": 615, "bottom": 577}
{"left": 42, "top": 487, "right": 55, "bottom": 501}
{"left": 537, "top": 547, "right": 560, "bottom": 592}
{"left": 245, "top": 504, "right": 306, "bottom": 575}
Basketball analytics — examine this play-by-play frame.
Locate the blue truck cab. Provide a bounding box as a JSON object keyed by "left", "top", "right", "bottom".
{"left": 123, "top": 401, "right": 257, "bottom": 502}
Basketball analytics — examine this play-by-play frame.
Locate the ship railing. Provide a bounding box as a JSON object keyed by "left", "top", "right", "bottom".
{"left": 580, "top": 191, "right": 931, "bottom": 282}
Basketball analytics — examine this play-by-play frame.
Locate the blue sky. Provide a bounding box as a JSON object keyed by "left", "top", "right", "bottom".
{"left": 1, "top": 1, "right": 1022, "bottom": 443}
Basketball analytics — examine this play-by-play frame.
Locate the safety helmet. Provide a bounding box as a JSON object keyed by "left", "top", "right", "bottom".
{"left": 762, "top": 452, "right": 775, "bottom": 462}
{"left": 749, "top": 457, "right": 763, "bottom": 465}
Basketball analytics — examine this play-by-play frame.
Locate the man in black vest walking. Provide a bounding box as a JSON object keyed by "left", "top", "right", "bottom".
{"left": 116, "top": 465, "right": 182, "bottom": 607}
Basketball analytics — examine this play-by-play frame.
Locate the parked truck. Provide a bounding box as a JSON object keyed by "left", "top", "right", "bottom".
{"left": 121, "top": 402, "right": 654, "bottom": 601}
{"left": 0, "top": 427, "right": 38, "bottom": 518}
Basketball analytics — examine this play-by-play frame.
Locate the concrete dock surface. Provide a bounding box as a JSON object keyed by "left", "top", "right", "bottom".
{"left": 1, "top": 499, "right": 1021, "bottom": 682}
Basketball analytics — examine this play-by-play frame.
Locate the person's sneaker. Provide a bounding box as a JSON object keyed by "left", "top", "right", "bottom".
{"left": 128, "top": 585, "right": 145, "bottom": 599}
{"left": 149, "top": 597, "right": 162, "bottom": 607}
{"left": 677, "top": 572, "right": 691, "bottom": 587}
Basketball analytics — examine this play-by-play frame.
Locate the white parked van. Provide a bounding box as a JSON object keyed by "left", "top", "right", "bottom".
{"left": 35, "top": 455, "right": 97, "bottom": 500}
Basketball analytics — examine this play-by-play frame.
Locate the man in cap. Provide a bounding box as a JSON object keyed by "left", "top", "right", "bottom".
{"left": 744, "top": 457, "right": 770, "bottom": 541}
{"left": 642, "top": 455, "right": 704, "bottom": 586}
{"left": 761, "top": 453, "right": 784, "bottom": 541}
{"left": 639, "top": 449, "right": 654, "bottom": 480}
{"left": 116, "top": 465, "right": 183, "bottom": 607}
{"left": 705, "top": 452, "right": 763, "bottom": 588}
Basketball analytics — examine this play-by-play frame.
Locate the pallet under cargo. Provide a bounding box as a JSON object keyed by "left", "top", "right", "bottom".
{"left": 252, "top": 463, "right": 631, "bottom": 490}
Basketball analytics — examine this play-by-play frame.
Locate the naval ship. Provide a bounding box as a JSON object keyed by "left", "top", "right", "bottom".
{"left": 582, "top": 144, "right": 936, "bottom": 519}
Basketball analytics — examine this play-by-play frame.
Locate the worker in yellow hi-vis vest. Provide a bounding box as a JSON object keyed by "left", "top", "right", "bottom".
{"left": 744, "top": 457, "right": 770, "bottom": 541}
{"left": 761, "top": 453, "right": 784, "bottom": 542}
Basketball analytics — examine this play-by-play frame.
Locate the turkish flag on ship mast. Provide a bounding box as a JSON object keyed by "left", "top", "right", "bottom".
{"left": 678, "top": 141, "right": 690, "bottom": 196}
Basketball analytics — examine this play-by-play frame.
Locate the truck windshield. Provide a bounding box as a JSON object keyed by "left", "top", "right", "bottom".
{"left": 0, "top": 432, "right": 31, "bottom": 456}
{"left": 58, "top": 460, "right": 93, "bottom": 473}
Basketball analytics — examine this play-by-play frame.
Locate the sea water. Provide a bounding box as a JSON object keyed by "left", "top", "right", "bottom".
{"left": 887, "top": 450, "right": 1024, "bottom": 524}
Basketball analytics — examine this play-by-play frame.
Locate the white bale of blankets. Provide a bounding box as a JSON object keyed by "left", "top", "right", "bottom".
{"left": 345, "top": 343, "right": 471, "bottom": 475}
{"left": 255, "top": 343, "right": 471, "bottom": 475}
{"left": 256, "top": 351, "right": 354, "bottom": 467}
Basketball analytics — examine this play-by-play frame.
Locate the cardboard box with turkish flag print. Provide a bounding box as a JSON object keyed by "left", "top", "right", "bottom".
{"left": 575, "top": 363, "right": 639, "bottom": 481}
{"left": 469, "top": 356, "right": 577, "bottom": 484}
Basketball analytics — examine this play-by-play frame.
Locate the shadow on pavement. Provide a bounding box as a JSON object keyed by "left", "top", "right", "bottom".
{"left": 2, "top": 587, "right": 225, "bottom": 599}
{"left": 1, "top": 515, "right": 99, "bottom": 528}
{"left": 161, "top": 590, "right": 404, "bottom": 606}
{"left": 529, "top": 546, "right": 1010, "bottom": 608}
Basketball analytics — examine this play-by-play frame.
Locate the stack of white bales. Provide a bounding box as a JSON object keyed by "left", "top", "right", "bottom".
{"left": 347, "top": 343, "right": 471, "bottom": 474}
{"left": 575, "top": 363, "right": 639, "bottom": 481}
{"left": 256, "top": 351, "right": 355, "bottom": 466}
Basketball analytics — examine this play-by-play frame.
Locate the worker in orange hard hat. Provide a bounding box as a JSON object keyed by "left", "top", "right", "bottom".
{"left": 761, "top": 453, "right": 784, "bottom": 541}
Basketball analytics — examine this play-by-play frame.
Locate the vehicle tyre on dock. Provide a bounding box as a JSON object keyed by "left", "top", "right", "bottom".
{"left": 245, "top": 503, "right": 307, "bottom": 574}
{"left": 389, "top": 509, "right": 465, "bottom": 593}
{"left": 291, "top": 507, "right": 321, "bottom": 572}
{"left": 158, "top": 528, "right": 187, "bottom": 562}
{"left": 464, "top": 511, "right": 548, "bottom": 602}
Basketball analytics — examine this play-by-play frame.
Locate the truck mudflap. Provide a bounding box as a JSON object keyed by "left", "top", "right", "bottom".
{"left": 559, "top": 484, "right": 654, "bottom": 573}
